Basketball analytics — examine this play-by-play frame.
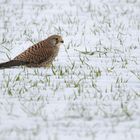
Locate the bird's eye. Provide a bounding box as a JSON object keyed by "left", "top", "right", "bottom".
{"left": 55, "top": 38, "right": 59, "bottom": 43}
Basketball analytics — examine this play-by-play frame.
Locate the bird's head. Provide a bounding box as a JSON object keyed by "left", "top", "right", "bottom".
{"left": 47, "top": 35, "right": 64, "bottom": 47}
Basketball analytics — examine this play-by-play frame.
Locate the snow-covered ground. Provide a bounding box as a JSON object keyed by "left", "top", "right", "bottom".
{"left": 0, "top": 0, "right": 140, "bottom": 139}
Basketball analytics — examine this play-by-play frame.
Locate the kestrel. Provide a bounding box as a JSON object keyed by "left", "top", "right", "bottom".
{"left": 0, "top": 35, "right": 64, "bottom": 69}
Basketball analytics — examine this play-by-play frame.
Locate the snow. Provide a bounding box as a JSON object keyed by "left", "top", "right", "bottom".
{"left": 0, "top": 0, "right": 140, "bottom": 139}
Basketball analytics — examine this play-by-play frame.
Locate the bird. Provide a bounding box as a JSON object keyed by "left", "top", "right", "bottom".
{"left": 0, "top": 35, "right": 64, "bottom": 69}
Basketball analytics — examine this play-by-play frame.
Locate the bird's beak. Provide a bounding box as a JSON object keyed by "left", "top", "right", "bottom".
{"left": 61, "top": 40, "right": 64, "bottom": 43}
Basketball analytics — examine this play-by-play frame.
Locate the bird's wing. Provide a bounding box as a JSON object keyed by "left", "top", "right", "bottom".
{"left": 14, "top": 43, "right": 53, "bottom": 64}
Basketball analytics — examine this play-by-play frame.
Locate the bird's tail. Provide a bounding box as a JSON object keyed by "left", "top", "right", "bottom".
{"left": 0, "top": 60, "right": 27, "bottom": 69}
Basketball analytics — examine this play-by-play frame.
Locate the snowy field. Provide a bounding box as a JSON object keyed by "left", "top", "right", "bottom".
{"left": 0, "top": 0, "right": 140, "bottom": 139}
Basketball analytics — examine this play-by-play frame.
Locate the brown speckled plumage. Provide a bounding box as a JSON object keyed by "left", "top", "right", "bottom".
{"left": 0, "top": 35, "right": 64, "bottom": 69}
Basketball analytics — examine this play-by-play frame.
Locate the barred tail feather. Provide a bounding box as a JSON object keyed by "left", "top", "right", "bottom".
{"left": 0, "top": 60, "right": 27, "bottom": 69}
